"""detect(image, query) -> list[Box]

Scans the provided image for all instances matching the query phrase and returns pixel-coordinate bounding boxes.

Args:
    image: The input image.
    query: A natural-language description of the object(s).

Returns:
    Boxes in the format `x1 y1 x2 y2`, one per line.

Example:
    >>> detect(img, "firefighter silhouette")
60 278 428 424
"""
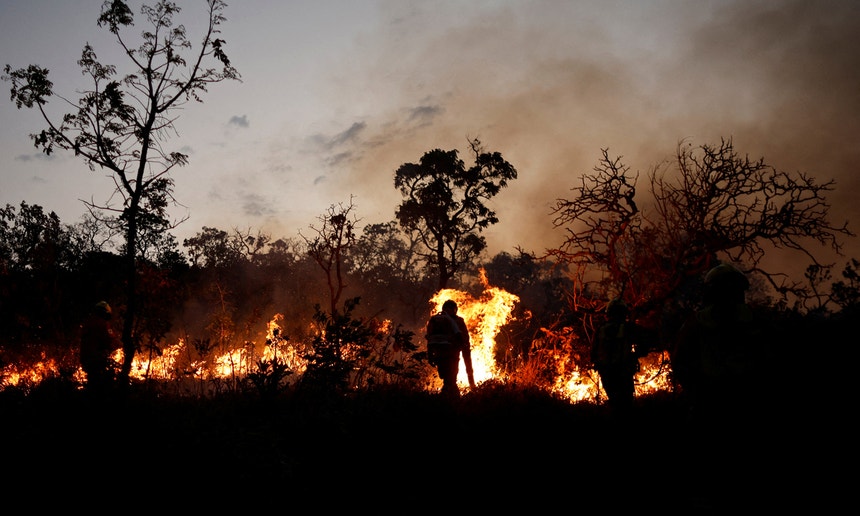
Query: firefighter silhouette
80 301 121 394
672 263 768 425
592 298 645 414
425 299 476 398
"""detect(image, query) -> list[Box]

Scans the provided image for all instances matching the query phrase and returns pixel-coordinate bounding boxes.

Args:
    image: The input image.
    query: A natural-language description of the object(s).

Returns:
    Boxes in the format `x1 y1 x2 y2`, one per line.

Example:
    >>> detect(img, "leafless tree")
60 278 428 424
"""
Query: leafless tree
301 197 360 315
548 138 853 321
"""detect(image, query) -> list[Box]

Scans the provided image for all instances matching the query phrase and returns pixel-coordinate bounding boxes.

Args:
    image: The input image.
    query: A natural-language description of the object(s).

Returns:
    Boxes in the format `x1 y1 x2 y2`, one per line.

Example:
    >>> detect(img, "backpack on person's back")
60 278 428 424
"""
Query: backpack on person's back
425 311 460 365
593 321 639 373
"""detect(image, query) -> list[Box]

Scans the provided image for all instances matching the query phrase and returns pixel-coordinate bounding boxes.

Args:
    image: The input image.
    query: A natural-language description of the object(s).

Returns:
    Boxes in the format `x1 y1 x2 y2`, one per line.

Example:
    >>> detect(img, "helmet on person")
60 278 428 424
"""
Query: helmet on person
94 301 112 316
704 263 749 292
605 298 628 317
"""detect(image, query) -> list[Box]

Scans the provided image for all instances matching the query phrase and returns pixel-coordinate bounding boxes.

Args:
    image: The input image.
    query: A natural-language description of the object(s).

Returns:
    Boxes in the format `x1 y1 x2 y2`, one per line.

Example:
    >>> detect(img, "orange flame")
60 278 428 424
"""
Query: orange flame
429 269 520 389
429 269 673 401
0 358 74 388
1 274 673 401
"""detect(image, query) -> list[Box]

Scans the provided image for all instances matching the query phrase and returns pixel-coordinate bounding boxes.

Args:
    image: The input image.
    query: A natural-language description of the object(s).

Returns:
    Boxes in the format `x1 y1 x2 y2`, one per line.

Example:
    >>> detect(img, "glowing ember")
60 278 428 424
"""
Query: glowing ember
123 342 186 381
119 314 309 384
260 313 307 373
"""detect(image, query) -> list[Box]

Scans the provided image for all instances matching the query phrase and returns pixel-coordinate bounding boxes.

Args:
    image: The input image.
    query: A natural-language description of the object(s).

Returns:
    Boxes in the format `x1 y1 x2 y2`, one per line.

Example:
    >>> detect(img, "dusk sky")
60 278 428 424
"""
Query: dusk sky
2 0 859 276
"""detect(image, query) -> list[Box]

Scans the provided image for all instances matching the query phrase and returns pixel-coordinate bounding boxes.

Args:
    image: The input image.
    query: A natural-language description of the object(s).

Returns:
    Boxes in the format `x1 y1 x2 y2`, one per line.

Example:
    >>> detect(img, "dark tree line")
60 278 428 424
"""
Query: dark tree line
3 2 857 399
2 137 857 396
2 166 856 396
0 197 521 393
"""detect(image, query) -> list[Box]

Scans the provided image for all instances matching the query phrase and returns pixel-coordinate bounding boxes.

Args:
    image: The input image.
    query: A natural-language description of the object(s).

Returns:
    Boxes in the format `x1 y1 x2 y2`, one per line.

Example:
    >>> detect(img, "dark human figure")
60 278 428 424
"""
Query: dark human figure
80 301 120 394
672 263 767 427
425 299 476 399
591 298 643 415
669 265 780 510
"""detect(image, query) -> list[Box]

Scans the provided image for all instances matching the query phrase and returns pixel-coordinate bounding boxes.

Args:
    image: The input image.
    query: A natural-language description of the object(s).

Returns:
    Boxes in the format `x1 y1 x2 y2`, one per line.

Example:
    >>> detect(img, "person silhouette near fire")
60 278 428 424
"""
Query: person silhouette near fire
425 299 476 399
591 298 645 415
669 264 783 511
672 262 768 427
80 300 121 395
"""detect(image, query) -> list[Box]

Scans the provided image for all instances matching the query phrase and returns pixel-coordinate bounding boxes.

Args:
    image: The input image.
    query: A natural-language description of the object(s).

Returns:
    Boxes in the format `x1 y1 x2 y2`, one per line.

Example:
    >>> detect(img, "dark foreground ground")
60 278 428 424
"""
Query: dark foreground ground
0 380 840 512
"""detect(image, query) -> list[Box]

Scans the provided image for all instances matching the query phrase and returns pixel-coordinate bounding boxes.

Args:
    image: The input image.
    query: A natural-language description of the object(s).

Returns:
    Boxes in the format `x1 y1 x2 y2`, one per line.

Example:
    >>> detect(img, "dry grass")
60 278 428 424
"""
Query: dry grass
2 377 831 511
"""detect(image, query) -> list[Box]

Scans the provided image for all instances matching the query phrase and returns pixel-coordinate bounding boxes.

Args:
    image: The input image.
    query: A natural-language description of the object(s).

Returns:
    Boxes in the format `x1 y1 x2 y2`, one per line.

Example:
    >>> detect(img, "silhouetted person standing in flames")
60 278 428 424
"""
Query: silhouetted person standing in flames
80 301 120 395
425 299 476 399
592 298 643 415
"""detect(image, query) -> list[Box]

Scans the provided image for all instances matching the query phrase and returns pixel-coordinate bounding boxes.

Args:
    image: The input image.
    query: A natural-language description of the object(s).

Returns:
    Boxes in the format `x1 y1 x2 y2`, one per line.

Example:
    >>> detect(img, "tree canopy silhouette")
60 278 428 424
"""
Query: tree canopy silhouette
394 138 518 290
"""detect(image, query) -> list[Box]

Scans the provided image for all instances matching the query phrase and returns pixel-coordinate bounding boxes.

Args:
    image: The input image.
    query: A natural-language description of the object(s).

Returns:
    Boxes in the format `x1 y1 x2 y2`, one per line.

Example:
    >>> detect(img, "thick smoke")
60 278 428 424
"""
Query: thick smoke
297 0 860 272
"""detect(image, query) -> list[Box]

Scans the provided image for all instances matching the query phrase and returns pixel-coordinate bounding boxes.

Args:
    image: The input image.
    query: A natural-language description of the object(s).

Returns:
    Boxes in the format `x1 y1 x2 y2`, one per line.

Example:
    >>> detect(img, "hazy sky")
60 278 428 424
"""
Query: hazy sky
2 0 859 274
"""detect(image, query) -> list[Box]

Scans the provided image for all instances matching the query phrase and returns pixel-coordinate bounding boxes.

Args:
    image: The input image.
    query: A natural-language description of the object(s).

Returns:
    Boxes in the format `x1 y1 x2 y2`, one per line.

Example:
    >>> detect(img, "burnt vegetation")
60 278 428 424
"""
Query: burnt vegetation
0 138 851 507
0 1 850 508
0 140 855 406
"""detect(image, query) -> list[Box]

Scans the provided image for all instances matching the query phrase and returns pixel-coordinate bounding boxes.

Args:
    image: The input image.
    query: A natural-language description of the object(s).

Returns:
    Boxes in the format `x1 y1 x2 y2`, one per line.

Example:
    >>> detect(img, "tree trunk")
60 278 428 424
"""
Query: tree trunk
118 200 139 385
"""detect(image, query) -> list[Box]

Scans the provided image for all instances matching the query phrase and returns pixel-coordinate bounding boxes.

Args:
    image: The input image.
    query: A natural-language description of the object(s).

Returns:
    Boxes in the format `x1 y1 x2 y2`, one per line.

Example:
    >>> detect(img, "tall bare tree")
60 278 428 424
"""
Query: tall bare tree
3 0 240 384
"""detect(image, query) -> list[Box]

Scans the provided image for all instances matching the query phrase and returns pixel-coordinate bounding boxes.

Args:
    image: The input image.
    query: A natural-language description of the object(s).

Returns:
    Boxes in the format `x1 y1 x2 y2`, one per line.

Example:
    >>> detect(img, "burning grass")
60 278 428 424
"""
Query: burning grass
1 274 676 405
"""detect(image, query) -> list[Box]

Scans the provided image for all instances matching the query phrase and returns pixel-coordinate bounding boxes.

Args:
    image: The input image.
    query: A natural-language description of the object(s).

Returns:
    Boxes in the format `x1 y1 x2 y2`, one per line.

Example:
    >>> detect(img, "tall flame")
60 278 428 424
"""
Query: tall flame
429 269 520 389
428 269 673 401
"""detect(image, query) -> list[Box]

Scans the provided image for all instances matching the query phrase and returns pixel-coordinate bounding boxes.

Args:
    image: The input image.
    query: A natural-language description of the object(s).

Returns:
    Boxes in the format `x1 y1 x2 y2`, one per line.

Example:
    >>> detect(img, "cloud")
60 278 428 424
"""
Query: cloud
307 121 367 151
297 0 859 267
326 151 354 167
228 115 250 128
240 192 275 217
302 121 369 171
407 104 442 125
407 105 445 127
206 186 226 202
15 153 54 162
329 121 367 147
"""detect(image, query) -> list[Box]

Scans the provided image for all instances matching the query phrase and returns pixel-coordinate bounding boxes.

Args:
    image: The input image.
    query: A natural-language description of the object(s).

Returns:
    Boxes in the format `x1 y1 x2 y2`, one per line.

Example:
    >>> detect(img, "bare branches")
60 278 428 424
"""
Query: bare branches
547 138 853 313
653 138 853 299
300 197 360 315
550 148 639 268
